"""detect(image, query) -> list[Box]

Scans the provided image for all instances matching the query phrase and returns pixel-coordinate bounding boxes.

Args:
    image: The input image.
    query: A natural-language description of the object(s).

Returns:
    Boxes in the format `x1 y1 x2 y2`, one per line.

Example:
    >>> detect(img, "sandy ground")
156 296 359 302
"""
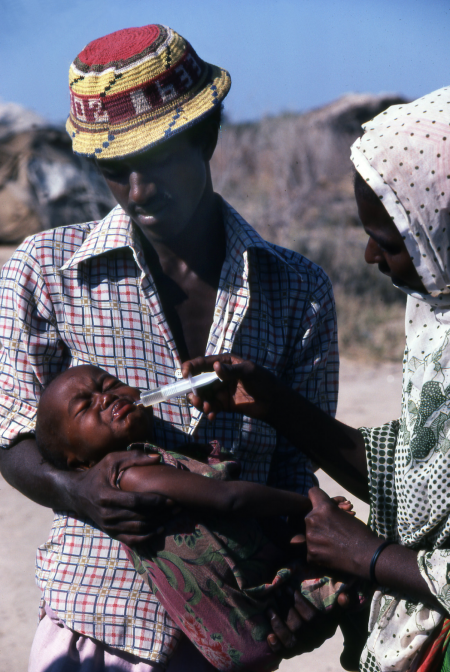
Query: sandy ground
0 350 403 672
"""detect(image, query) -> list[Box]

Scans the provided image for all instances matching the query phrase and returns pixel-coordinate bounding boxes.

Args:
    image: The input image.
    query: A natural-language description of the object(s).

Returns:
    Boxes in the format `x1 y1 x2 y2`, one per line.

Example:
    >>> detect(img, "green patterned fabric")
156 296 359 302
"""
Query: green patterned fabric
441 643 450 672
349 85 450 672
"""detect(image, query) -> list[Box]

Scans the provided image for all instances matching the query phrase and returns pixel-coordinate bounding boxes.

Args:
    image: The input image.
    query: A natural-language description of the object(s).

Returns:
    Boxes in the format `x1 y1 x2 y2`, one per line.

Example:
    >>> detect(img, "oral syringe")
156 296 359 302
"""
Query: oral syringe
135 371 220 407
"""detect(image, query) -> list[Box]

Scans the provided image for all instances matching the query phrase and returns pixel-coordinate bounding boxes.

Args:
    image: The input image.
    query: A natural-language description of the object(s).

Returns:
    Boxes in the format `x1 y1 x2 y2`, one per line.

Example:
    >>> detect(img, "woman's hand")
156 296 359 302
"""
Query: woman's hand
306 488 443 609
181 354 283 421
68 449 179 546
305 487 380 578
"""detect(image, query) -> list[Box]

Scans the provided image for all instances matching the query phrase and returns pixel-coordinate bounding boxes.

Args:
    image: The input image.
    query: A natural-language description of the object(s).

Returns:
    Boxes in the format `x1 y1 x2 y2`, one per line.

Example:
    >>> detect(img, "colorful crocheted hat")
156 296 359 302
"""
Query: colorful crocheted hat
66 24 231 159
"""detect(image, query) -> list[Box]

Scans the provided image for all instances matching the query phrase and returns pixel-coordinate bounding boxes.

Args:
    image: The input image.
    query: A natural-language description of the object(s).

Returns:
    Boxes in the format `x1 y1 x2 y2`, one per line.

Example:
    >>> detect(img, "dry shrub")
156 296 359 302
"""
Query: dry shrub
292 225 406 361
211 94 408 361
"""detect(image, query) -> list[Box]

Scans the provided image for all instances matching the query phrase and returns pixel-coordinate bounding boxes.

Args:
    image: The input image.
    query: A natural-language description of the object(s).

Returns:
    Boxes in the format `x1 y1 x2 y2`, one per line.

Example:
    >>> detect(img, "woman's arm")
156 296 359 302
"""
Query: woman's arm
119 463 312 518
305 488 443 610
182 355 369 501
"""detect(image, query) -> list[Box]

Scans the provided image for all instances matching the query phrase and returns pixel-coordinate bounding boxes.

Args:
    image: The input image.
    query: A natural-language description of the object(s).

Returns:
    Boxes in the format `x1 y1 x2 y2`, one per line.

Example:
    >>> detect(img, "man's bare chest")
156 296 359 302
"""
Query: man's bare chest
155 272 218 361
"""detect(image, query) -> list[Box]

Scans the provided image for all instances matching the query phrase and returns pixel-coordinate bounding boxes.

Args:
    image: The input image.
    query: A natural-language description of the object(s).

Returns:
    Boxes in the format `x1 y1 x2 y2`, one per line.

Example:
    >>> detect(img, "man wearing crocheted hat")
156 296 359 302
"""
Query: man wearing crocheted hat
0 25 339 670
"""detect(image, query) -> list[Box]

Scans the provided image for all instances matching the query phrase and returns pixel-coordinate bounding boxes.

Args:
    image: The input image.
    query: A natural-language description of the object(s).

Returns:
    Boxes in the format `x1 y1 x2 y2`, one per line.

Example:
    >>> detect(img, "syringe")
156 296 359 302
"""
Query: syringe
136 371 220 407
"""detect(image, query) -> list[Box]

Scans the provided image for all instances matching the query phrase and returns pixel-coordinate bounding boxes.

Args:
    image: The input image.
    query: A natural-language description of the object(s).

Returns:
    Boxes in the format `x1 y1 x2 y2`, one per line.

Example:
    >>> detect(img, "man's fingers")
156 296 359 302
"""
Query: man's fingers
116 531 163 546
99 490 173 513
266 633 282 652
337 592 351 608
112 450 161 468
284 605 303 634
267 609 298 649
293 591 318 622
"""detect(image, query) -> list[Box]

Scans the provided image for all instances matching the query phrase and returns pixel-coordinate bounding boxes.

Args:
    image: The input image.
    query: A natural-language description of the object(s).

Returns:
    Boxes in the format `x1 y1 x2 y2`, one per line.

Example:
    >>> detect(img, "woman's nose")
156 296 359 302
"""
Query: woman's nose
365 237 383 265
129 171 157 204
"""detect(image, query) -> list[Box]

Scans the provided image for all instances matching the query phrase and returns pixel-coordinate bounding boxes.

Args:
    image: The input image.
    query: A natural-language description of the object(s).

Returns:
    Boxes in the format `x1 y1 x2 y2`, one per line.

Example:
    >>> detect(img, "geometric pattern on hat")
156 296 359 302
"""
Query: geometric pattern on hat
66 24 231 159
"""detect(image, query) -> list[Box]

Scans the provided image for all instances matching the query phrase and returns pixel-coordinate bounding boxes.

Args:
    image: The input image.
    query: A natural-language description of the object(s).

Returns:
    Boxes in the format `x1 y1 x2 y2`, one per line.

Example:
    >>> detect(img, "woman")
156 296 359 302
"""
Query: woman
184 85 450 672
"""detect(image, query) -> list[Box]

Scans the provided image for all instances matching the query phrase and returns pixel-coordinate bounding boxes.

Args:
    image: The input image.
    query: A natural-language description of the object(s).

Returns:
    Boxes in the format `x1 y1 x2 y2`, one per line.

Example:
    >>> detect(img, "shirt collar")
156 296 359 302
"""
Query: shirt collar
59 200 283 272
221 199 286 271
59 205 141 271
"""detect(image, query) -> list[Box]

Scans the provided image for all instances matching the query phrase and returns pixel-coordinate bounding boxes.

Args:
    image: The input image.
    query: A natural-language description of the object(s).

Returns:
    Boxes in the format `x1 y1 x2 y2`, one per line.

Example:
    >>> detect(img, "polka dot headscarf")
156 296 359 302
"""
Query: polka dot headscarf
351 85 450 306
352 86 450 551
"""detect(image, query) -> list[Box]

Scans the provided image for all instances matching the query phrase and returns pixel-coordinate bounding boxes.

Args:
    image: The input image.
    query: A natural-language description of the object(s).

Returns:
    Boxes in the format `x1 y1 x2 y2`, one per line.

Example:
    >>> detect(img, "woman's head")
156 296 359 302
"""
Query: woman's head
354 171 426 292
351 85 450 303
35 365 153 470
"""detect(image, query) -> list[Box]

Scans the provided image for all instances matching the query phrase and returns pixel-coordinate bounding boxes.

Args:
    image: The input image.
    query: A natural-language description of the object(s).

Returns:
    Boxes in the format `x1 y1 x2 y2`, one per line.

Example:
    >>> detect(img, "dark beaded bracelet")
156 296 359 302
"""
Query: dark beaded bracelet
369 540 395 584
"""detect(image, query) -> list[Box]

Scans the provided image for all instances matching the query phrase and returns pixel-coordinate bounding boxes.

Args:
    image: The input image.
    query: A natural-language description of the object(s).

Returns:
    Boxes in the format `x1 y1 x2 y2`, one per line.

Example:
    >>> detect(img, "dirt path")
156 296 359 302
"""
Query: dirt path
0 354 403 672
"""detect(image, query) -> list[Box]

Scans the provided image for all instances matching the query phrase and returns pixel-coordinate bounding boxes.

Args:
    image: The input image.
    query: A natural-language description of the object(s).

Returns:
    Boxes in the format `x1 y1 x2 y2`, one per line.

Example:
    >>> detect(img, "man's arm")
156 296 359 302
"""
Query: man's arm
0 438 176 545
0 240 174 544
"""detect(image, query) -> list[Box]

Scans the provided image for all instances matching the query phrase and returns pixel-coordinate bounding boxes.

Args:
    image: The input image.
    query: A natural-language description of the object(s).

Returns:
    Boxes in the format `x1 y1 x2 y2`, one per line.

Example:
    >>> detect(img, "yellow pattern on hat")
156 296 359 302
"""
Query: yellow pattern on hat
66 24 231 159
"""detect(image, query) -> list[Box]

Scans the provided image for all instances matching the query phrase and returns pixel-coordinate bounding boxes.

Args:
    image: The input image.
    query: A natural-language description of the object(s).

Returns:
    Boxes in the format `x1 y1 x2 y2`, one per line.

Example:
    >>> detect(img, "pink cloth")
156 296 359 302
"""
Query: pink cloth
29 606 216 672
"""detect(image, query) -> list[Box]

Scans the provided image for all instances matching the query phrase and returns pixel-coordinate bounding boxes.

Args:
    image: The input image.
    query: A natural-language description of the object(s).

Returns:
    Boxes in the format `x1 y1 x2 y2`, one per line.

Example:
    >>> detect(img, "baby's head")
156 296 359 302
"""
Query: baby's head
35 365 153 470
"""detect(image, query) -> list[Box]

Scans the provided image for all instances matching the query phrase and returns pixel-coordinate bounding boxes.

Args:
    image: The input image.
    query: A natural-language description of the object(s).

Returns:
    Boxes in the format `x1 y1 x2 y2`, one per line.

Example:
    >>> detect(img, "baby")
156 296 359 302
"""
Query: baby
35 365 362 672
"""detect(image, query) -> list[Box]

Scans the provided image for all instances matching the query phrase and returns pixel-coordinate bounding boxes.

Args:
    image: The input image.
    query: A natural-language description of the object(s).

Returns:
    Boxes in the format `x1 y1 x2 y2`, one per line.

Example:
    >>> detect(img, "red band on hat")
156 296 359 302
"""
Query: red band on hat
70 48 205 125
78 25 161 66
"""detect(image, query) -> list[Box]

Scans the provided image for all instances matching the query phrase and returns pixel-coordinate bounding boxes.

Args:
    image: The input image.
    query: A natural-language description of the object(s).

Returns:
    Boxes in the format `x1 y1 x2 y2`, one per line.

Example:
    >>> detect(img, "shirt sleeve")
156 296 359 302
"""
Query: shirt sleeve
268 271 339 492
360 420 400 539
0 237 69 448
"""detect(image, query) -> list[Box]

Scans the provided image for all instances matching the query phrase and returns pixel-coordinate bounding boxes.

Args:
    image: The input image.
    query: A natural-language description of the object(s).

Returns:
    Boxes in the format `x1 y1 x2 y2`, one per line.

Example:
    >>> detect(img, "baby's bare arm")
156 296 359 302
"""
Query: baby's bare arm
119 464 312 518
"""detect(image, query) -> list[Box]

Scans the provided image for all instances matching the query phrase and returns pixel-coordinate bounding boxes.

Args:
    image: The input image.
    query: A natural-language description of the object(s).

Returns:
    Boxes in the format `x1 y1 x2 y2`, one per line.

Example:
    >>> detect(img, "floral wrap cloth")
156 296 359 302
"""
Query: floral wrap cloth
122 442 350 671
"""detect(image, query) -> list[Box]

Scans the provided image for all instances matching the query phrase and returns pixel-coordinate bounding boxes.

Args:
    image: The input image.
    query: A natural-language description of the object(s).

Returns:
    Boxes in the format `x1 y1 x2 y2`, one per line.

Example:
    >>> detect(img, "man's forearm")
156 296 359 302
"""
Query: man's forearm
0 438 76 510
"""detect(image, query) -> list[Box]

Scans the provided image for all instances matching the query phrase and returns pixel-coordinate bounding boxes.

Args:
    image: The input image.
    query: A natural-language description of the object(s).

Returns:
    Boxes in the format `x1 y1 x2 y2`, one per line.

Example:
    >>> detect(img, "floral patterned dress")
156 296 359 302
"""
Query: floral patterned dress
121 442 350 671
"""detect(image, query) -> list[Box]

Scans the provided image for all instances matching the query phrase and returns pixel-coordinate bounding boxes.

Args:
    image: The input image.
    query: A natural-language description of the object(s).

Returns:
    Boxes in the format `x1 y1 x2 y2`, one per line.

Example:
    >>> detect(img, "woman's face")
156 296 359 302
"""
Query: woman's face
356 190 427 293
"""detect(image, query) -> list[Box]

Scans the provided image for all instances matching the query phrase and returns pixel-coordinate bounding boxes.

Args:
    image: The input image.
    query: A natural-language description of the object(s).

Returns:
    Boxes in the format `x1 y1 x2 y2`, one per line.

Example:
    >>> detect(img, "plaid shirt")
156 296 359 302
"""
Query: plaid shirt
0 201 338 662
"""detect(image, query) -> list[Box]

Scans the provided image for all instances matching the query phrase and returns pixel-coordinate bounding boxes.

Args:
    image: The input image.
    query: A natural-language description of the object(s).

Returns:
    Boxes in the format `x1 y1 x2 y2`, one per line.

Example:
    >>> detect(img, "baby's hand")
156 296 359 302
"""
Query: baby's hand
332 496 355 515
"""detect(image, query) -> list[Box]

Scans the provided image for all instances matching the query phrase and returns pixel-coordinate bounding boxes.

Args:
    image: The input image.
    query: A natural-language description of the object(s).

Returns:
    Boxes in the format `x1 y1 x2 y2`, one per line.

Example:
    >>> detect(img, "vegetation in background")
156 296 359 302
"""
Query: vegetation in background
211 93 408 361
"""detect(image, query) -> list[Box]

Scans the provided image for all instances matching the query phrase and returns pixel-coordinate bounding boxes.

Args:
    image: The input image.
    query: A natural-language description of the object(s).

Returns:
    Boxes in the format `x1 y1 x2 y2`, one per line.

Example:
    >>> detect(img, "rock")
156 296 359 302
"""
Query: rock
0 102 115 244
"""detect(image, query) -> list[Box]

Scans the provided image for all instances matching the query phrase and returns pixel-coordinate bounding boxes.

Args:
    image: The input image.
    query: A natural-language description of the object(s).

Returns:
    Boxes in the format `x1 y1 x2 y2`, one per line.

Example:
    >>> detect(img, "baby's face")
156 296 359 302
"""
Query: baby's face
44 365 152 468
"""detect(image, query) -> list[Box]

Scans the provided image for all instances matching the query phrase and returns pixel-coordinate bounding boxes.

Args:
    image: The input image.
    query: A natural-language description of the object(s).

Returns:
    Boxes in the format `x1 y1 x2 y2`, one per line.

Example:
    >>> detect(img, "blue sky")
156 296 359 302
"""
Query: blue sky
1 0 449 125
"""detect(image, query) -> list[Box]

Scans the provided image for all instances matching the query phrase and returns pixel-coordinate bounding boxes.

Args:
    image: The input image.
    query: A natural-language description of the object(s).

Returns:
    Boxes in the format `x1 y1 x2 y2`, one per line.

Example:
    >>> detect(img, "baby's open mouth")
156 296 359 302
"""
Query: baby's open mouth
110 398 135 420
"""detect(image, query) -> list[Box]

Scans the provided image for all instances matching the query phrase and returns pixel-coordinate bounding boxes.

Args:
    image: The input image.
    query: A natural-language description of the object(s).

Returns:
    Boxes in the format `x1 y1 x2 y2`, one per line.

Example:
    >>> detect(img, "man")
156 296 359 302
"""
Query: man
0 24 338 670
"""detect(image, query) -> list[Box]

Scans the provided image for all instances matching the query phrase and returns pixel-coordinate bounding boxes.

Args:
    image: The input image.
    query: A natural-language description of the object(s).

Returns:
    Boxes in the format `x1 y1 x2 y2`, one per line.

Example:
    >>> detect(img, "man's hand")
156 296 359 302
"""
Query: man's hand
182 354 282 421
67 449 178 546
267 590 339 657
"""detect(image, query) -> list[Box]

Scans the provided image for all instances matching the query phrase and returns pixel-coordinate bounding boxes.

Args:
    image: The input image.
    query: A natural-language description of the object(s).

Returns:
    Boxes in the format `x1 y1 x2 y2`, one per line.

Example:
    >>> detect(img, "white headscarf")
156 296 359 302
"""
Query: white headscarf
351 85 450 307
350 86 450 548
350 87 450 672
